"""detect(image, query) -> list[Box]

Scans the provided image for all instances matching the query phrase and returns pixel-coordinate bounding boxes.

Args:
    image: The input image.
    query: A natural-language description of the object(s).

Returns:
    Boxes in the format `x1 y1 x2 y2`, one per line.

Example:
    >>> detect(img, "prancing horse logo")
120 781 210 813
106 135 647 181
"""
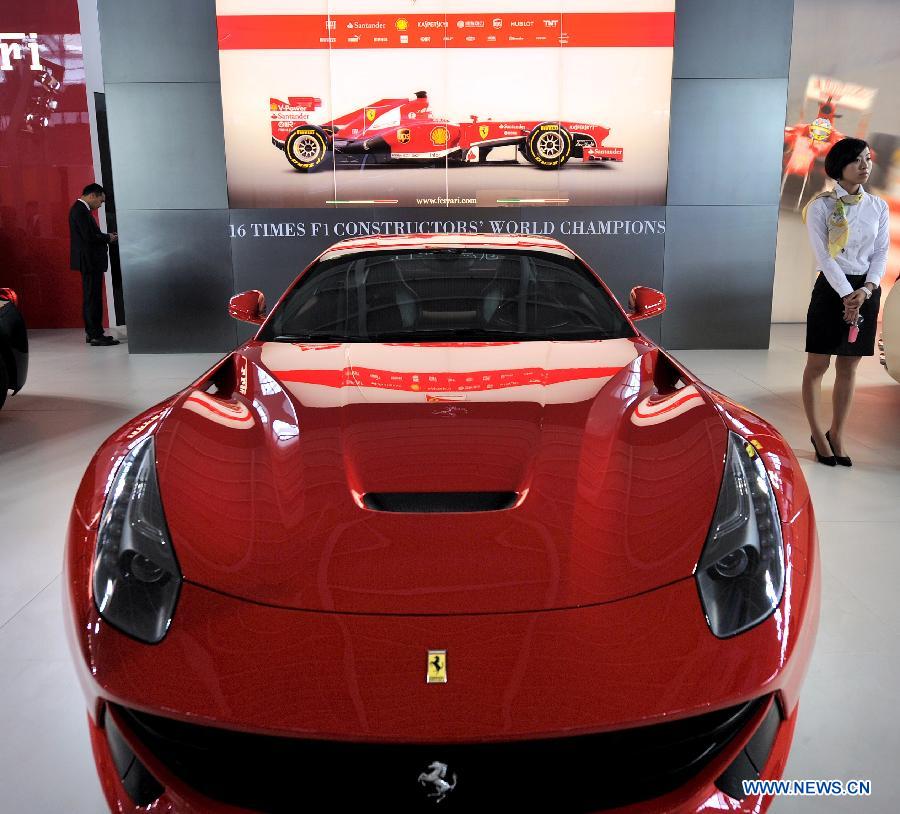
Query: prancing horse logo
418 761 457 802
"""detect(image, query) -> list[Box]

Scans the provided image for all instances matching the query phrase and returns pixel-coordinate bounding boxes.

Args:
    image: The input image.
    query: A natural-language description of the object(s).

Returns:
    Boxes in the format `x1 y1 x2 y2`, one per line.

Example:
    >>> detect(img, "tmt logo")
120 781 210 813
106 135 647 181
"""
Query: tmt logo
0 33 42 71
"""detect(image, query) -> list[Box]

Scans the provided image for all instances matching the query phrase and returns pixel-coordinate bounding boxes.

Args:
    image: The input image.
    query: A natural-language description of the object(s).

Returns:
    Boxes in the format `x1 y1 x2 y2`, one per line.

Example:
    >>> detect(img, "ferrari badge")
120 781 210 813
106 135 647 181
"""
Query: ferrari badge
479 124 490 140
418 761 457 801
365 108 377 123
426 650 447 683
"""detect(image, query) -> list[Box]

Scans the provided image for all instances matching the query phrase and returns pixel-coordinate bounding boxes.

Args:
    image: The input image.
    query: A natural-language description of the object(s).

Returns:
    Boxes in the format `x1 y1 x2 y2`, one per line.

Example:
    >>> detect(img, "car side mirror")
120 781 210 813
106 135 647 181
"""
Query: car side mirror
628 286 666 321
229 290 266 325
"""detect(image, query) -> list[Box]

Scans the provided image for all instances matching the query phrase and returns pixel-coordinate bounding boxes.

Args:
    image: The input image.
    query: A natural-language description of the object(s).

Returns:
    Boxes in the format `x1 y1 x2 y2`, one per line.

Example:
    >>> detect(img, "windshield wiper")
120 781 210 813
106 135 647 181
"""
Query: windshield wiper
271 329 624 343
367 328 526 341
271 333 349 342
522 331 624 341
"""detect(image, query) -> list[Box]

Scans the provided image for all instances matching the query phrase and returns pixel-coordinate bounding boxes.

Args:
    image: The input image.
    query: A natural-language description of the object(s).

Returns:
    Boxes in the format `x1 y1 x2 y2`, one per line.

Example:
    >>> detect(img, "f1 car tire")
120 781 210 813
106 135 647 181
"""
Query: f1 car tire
284 124 329 173
525 122 573 169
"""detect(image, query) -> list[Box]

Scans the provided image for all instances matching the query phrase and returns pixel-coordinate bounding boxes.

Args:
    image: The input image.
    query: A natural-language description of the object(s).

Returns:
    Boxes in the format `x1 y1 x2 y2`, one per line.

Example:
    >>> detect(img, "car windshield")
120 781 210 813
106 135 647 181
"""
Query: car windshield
259 249 636 342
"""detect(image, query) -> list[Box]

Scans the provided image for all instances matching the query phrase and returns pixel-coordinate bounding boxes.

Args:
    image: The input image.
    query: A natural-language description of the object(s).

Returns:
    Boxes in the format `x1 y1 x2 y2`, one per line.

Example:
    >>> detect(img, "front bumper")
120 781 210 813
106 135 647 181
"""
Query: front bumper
89 693 797 813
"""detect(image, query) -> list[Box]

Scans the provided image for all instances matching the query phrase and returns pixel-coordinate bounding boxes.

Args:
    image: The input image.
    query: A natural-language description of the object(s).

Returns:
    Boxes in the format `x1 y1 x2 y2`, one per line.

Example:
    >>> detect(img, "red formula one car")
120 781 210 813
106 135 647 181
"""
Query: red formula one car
271 91 624 171
781 97 846 209
66 234 818 812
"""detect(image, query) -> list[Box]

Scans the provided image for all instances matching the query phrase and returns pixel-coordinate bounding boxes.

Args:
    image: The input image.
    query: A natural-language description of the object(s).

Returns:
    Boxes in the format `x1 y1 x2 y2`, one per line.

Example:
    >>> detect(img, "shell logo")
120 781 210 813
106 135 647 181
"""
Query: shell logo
430 126 449 146
396 18 409 31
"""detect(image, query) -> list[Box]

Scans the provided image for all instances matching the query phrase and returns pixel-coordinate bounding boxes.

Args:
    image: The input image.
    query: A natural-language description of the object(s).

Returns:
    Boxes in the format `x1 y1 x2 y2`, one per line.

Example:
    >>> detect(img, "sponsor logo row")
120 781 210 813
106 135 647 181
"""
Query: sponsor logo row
328 17 562 32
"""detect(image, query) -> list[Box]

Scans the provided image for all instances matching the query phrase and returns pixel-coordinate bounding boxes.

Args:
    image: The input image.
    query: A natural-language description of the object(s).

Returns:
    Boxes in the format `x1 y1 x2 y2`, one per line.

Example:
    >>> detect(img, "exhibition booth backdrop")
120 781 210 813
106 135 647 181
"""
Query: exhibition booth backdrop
216 3 673 208
3 0 795 351
0 0 98 329
772 0 900 323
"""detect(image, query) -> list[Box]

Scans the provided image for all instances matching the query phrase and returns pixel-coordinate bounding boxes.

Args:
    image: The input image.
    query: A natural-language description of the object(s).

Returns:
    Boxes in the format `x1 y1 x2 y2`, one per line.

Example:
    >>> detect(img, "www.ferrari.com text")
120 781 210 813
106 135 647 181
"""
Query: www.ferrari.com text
416 196 478 205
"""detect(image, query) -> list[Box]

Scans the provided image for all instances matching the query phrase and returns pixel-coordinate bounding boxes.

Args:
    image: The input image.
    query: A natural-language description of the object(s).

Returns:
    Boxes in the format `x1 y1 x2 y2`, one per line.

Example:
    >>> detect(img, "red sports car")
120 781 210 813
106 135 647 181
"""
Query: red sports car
270 91 624 171
65 234 819 812
0 287 28 410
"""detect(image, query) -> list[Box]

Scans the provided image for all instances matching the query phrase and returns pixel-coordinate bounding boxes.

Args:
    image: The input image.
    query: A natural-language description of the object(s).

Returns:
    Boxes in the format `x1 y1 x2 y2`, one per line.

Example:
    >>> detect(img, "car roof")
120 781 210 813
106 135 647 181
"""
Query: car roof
317 233 577 262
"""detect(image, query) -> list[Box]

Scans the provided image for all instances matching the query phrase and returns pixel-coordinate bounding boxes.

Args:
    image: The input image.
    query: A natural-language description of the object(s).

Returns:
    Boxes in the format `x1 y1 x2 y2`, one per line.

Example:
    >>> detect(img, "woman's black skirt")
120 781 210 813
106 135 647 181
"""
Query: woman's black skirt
805 272 881 356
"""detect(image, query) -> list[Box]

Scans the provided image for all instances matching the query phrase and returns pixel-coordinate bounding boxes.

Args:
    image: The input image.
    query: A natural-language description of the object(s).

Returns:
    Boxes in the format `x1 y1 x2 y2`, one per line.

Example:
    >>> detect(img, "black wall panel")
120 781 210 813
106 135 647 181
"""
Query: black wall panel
98 0 220 84
105 83 228 212
116 210 236 352
661 205 779 349
667 79 788 207
665 0 793 349
673 0 794 79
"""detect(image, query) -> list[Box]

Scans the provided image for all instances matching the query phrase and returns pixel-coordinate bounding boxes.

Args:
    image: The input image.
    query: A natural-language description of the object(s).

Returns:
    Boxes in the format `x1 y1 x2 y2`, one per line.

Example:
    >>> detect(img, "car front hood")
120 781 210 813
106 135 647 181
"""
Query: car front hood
154 339 727 614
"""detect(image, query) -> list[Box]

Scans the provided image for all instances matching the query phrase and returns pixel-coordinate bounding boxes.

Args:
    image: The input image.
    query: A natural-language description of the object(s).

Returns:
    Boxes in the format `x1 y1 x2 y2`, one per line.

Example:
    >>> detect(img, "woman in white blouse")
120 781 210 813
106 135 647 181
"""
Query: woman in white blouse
802 138 888 467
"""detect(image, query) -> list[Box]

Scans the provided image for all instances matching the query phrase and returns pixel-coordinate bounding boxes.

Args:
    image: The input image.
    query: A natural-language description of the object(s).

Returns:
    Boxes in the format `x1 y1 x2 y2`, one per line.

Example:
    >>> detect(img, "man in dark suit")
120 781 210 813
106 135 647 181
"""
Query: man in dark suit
69 182 119 346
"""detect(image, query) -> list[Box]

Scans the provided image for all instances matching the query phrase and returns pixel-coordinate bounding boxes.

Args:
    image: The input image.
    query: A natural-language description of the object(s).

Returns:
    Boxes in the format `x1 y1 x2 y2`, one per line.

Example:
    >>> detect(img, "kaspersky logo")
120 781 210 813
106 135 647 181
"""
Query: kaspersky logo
0 33 42 71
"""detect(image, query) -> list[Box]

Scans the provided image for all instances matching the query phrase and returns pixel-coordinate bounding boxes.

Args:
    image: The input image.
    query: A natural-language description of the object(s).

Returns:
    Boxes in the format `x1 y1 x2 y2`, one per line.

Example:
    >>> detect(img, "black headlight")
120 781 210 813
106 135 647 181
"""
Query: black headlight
92 436 181 644
696 432 785 638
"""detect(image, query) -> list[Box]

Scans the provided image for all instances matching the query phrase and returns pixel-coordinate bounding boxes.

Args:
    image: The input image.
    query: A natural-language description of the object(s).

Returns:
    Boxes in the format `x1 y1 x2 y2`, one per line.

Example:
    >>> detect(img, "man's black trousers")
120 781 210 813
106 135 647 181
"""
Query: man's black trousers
81 270 104 339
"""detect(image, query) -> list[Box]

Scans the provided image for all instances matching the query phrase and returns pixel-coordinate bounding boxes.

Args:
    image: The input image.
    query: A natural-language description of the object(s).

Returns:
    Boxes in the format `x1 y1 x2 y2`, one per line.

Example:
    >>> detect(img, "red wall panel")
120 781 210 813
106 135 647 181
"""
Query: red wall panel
0 1 99 328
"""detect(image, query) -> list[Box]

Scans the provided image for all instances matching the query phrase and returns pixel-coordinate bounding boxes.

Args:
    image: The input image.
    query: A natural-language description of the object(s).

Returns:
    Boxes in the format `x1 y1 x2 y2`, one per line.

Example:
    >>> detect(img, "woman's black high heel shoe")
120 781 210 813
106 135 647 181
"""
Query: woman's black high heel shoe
811 435 837 466
825 430 852 467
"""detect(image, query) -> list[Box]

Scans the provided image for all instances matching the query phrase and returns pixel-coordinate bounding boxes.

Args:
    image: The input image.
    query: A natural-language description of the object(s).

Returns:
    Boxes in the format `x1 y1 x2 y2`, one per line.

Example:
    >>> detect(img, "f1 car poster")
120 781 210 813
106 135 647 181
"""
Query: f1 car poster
215 0 674 209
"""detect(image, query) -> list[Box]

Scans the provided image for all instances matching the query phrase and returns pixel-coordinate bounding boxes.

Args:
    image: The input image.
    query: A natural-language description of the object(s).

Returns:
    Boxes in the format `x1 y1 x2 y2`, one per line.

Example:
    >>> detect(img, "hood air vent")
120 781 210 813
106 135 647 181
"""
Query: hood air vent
362 491 518 513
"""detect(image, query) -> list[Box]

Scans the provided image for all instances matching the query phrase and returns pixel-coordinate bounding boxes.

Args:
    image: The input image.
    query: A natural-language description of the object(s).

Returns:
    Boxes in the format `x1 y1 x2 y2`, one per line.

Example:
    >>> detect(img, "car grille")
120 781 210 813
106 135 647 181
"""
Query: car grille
113 697 767 812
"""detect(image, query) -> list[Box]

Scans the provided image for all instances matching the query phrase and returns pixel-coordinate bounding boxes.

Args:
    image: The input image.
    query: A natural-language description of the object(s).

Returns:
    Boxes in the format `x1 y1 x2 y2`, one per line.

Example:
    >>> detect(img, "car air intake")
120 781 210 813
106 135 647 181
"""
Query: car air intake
104 711 164 806
362 491 518 512
111 696 769 812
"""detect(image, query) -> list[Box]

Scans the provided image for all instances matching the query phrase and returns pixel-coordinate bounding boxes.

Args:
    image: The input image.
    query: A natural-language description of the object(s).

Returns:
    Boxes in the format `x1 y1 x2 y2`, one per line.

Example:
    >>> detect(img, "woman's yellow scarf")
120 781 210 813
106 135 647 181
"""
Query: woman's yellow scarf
802 188 864 257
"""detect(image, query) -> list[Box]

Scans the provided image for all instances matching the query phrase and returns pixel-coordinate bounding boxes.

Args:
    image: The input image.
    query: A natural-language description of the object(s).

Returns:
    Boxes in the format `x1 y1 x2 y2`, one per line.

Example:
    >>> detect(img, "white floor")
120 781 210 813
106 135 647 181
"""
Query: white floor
0 326 897 813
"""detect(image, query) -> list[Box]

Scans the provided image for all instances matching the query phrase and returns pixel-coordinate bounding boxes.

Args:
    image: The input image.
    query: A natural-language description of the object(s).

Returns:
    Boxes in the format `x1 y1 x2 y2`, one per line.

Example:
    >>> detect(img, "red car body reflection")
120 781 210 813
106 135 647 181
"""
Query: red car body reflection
65 235 819 813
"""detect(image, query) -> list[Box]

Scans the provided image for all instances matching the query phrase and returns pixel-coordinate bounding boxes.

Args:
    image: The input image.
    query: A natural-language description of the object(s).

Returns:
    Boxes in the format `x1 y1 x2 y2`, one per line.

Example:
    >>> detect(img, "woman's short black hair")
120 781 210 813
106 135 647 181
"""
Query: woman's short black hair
824 137 869 181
